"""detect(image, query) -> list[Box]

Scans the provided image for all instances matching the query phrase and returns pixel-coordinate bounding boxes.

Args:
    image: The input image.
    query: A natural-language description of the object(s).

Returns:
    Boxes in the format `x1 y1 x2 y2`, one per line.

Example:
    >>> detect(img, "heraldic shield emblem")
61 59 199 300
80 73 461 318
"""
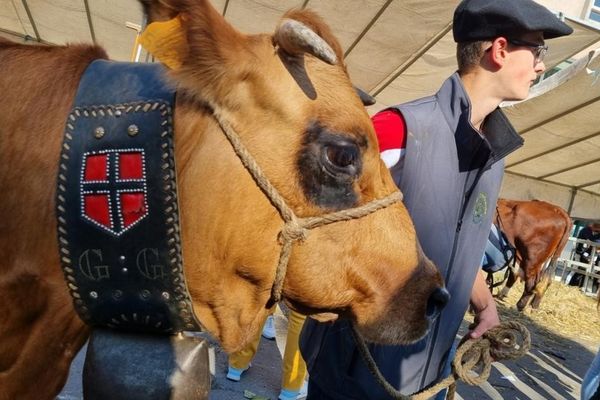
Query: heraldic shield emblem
81 149 148 236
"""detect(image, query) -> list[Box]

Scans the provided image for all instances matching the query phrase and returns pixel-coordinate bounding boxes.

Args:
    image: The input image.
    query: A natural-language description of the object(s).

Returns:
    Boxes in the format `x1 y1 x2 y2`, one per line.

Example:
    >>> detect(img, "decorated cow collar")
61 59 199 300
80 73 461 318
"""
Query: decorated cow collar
56 60 200 333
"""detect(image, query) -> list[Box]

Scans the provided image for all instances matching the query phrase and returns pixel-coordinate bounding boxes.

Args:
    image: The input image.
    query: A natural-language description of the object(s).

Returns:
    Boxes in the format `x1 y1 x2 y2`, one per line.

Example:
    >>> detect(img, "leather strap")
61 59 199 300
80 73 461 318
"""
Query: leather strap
56 60 200 333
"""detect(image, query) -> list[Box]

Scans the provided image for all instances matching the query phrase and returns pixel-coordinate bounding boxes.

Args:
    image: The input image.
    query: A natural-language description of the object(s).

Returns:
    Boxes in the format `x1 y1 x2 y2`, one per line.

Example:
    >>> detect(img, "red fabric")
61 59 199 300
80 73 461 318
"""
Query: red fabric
84 194 111 228
84 154 108 181
371 110 407 152
119 152 143 180
120 192 146 227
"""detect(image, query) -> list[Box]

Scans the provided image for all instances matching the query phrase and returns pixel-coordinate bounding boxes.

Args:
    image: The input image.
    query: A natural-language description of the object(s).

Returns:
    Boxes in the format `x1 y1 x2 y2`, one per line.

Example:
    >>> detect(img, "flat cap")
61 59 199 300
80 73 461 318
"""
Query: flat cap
453 0 573 42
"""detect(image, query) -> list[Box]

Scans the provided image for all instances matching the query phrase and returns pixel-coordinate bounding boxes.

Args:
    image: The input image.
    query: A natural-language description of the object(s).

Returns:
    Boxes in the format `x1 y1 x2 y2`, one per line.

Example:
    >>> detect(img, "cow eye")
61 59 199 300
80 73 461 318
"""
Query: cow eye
324 144 359 175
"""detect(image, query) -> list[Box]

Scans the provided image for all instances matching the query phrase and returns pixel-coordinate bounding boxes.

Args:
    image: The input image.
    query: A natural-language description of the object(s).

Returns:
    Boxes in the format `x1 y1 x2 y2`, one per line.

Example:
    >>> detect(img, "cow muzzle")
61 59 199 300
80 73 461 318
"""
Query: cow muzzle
426 287 450 320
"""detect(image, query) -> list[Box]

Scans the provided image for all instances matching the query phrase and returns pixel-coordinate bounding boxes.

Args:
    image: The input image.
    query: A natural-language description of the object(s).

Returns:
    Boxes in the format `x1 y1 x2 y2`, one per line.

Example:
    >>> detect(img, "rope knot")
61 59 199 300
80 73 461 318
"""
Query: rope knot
451 321 531 389
486 321 530 361
279 219 308 244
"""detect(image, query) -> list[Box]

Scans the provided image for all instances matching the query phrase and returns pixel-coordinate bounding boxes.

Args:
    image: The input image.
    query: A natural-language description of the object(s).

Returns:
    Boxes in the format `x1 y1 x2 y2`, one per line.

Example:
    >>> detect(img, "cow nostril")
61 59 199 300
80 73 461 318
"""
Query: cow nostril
426 287 450 319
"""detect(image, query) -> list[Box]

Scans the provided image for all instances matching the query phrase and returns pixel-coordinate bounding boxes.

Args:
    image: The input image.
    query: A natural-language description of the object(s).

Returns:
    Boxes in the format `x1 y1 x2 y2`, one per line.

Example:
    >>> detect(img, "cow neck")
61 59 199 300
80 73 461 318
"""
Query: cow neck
206 104 403 305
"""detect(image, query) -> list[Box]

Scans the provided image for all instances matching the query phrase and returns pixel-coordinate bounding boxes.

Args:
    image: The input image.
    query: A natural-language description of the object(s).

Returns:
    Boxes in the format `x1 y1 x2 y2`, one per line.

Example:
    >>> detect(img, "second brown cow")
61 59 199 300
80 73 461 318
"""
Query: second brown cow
496 198 572 311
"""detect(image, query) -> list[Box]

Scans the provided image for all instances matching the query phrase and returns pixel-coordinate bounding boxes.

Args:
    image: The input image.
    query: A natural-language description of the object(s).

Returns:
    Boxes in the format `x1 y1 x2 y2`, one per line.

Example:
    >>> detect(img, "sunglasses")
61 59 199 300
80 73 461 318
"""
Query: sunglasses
507 38 548 64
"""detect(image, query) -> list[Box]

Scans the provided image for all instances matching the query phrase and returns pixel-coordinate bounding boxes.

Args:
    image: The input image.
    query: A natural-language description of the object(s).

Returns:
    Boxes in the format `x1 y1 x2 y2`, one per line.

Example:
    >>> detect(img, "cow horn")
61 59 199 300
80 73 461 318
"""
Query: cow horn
274 19 337 65
354 86 376 106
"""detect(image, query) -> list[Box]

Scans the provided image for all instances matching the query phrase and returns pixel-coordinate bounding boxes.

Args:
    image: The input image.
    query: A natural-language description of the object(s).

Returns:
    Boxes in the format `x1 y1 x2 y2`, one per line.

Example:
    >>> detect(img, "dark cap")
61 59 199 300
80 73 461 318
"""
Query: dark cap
453 0 573 42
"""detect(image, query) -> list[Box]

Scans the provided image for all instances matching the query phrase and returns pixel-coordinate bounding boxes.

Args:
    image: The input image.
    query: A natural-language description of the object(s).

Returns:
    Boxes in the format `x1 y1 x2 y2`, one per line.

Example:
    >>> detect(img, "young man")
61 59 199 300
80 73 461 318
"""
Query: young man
300 0 572 398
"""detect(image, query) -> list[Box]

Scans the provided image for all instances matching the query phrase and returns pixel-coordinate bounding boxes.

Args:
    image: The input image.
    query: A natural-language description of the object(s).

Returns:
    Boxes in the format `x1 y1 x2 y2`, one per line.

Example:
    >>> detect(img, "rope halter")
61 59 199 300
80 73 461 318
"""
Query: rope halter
209 106 402 304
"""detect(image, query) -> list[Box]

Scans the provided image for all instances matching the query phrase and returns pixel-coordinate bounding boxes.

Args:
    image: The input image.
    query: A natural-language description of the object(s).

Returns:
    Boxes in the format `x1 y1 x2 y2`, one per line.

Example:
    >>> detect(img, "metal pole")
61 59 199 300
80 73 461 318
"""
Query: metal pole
82 0 97 43
20 0 41 41
568 188 577 215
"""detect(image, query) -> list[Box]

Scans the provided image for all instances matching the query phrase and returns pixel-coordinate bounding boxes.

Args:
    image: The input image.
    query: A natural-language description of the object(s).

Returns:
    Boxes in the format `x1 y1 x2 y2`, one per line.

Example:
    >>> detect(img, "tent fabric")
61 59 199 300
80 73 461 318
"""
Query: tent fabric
501 50 600 218
1 0 600 218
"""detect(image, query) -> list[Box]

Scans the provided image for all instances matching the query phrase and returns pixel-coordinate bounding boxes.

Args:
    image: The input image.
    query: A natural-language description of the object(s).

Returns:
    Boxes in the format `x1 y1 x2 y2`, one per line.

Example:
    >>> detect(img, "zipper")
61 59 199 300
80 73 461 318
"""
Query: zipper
419 147 488 389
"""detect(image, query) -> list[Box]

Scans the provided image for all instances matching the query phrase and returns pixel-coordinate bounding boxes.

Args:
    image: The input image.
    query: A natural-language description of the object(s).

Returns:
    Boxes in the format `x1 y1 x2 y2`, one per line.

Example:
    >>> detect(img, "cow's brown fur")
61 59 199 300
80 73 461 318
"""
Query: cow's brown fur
496 199 572 311
0 1 444 398
0 41 107 399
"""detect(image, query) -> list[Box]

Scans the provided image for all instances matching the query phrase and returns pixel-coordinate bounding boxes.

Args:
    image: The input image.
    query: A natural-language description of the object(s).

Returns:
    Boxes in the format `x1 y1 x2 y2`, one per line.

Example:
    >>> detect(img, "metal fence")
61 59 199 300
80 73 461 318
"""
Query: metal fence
555 237 600 296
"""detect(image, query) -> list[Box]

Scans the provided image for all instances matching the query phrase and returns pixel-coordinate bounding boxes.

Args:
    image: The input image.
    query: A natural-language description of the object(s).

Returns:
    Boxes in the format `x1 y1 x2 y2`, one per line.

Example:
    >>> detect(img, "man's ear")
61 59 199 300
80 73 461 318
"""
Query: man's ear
489 37 509 68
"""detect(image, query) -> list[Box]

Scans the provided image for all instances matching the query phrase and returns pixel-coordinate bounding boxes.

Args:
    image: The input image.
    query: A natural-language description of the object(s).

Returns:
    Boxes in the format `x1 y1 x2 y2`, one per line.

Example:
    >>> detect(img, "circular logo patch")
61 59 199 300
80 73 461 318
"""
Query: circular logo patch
473 192 488 224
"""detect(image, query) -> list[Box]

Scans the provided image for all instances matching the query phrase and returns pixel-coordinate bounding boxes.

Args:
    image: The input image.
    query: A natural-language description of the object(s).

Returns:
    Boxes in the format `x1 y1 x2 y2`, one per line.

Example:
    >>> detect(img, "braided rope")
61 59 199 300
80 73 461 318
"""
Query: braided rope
271 191 402 302
350 320 531 400
210 106 402 303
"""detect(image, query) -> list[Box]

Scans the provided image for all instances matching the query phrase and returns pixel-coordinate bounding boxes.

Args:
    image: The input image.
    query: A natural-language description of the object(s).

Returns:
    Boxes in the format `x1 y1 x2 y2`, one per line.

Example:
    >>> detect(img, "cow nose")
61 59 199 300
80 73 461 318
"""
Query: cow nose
426 287 450 319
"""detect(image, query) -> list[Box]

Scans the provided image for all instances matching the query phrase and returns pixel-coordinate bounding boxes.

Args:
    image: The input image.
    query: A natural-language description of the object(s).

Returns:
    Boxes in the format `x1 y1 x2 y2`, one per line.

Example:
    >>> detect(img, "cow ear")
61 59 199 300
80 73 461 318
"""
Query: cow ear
141 0 255 108
139 15 188 70
139 0 180 23
139 0 246 73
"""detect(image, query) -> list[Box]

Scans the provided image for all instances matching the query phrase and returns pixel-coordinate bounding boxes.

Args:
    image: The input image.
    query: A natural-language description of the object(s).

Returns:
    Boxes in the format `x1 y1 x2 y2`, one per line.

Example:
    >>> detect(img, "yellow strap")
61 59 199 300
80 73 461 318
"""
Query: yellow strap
139 15 187 70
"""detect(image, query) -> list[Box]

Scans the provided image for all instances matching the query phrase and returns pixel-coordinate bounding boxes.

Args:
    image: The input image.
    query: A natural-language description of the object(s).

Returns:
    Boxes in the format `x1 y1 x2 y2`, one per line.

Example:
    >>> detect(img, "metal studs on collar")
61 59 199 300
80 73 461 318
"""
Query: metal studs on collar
127 124 139 137
94 127 105 139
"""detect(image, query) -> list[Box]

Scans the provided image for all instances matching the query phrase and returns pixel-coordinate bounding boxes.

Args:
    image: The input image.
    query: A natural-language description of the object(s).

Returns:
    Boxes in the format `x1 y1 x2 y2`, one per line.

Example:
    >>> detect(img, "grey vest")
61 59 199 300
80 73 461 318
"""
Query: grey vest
300 73 523 399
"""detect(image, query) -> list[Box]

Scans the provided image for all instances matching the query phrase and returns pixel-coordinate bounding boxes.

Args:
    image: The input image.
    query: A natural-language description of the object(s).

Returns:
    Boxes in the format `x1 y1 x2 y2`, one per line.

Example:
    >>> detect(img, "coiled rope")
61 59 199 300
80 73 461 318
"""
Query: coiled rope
350 320 531 400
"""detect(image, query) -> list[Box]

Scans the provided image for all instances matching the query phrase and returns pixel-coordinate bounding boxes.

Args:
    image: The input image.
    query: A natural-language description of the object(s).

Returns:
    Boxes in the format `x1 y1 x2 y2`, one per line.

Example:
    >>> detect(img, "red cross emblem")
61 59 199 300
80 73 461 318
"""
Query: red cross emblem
80 149 148 236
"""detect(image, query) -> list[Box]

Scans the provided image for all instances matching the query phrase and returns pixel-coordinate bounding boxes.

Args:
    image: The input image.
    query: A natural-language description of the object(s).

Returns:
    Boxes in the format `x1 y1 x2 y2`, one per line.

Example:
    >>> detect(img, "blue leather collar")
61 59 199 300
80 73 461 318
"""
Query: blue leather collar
57 60 200 333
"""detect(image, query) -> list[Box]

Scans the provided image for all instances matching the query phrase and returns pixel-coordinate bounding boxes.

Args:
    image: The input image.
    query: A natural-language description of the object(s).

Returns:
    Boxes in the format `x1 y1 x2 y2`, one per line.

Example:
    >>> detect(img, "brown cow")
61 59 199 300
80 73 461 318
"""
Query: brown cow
496 199 572 311
0 1 446 398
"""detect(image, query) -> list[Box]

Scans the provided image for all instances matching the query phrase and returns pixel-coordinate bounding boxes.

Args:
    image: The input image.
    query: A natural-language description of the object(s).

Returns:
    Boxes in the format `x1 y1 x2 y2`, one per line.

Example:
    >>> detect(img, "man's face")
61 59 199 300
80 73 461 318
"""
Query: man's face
502 31 546 101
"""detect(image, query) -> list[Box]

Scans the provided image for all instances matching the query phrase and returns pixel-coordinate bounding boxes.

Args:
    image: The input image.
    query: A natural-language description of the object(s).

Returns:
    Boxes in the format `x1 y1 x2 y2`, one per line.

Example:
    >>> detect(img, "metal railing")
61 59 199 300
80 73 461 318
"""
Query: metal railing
555 237 600 296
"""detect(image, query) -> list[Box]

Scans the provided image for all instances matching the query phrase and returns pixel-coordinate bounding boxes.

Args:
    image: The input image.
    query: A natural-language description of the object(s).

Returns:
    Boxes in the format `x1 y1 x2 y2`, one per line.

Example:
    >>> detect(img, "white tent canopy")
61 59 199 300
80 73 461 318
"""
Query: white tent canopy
501 50 600 219
1 0 600 219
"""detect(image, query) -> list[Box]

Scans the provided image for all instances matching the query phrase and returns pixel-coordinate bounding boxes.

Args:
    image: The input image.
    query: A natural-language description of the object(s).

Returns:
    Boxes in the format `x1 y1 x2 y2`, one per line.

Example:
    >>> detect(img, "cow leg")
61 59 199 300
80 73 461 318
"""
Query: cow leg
530 290 544 309
498 268 517 300
530 269 552 309
0 269 89 400
516 275 538 312
486 272 494 292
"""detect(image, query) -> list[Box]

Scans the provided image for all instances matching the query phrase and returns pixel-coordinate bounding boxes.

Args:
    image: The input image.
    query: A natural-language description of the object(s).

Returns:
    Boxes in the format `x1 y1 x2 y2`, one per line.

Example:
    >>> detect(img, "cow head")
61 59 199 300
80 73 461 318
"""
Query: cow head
139 0 447 352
